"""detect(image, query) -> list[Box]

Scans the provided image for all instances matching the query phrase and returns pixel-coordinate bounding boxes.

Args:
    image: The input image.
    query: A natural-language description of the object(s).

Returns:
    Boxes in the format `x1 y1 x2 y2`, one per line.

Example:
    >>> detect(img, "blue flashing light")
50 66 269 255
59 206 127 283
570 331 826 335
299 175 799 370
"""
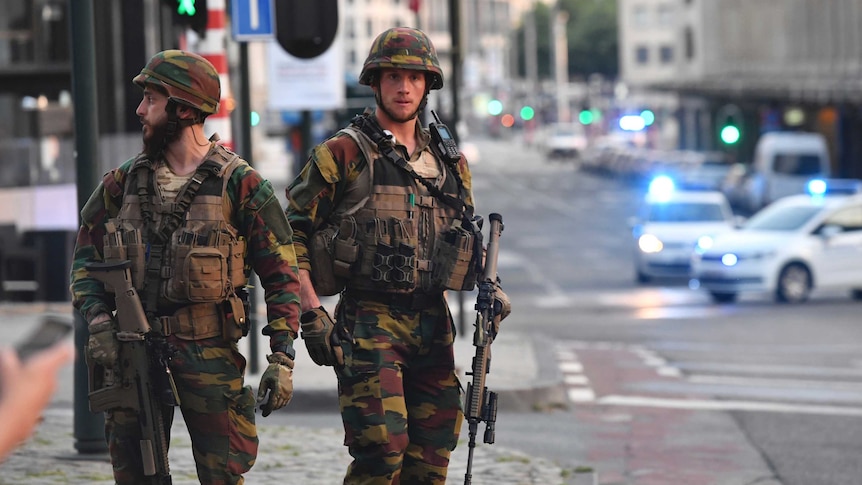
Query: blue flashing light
648 175 675 200
619 115 646 132
807 179 827 196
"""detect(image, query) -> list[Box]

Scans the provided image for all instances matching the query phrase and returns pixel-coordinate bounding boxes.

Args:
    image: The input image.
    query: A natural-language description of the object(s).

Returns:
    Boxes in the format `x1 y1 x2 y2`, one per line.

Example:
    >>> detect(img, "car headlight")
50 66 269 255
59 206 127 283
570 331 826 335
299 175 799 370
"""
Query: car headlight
638 234 663 253
696 235 714 252
721 253 738 266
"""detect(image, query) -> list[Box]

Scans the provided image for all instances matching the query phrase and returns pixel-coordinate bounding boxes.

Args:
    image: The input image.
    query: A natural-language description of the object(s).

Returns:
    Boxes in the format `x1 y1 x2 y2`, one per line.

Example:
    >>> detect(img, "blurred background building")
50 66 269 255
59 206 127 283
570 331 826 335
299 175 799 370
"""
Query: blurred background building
2 0 862 301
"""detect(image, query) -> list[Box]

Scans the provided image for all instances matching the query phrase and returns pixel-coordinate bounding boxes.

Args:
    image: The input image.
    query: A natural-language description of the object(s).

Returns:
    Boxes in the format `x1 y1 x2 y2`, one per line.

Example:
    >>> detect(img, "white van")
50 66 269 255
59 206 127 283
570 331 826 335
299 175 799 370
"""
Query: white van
743 132 830 212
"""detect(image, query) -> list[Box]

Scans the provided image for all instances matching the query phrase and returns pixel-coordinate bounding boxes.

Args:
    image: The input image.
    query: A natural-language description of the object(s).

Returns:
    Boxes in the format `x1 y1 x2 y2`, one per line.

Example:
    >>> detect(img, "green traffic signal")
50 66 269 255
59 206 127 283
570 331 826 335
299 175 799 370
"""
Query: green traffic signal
178 0 197 15
520 106 535 121
720 124 741 145
579 109 594 125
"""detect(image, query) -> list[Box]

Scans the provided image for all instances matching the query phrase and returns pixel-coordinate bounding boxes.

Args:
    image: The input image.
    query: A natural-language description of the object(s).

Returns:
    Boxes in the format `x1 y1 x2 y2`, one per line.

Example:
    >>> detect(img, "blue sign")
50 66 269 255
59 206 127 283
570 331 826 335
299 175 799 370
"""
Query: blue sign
231 0 274 41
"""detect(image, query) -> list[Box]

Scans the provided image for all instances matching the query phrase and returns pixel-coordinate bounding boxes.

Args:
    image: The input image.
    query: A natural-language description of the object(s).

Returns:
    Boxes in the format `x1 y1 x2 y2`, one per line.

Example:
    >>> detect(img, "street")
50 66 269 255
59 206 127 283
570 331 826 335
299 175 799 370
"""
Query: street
464 135 862 485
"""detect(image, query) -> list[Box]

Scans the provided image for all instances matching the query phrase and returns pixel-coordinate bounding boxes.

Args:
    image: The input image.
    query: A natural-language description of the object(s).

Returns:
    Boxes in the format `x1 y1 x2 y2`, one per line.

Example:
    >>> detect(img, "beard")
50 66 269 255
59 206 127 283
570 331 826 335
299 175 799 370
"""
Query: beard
377 92 424 124
141 118 180 159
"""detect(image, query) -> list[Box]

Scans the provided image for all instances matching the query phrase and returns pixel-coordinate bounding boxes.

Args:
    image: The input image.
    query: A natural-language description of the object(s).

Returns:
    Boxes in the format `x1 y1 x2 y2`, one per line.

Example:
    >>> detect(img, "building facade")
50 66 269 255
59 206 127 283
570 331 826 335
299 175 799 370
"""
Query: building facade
618 0 862 178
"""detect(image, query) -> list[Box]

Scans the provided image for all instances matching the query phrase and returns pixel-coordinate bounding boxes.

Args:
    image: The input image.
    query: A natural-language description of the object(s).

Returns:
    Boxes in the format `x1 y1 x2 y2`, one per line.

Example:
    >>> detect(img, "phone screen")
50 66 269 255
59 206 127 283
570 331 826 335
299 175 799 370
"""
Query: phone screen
15 316 73 361
437 125 451 139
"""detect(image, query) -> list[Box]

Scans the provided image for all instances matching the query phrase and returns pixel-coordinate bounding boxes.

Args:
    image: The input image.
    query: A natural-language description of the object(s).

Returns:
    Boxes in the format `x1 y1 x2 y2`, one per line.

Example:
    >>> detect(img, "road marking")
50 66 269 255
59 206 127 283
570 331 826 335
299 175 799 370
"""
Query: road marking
687 374 862 392
556 344 596 403
598 395 862 416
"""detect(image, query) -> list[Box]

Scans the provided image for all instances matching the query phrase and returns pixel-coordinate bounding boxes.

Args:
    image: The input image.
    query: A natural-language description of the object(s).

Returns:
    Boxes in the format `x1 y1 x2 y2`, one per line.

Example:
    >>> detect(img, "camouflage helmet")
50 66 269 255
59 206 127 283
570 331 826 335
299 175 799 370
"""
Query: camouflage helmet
133 50 220 115
359 27 443 90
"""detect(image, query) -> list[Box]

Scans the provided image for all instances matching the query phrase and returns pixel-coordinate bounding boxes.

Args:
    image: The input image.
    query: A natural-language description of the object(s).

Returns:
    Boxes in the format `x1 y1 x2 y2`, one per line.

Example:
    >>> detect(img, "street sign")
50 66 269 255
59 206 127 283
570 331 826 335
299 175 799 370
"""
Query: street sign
231 0 274 41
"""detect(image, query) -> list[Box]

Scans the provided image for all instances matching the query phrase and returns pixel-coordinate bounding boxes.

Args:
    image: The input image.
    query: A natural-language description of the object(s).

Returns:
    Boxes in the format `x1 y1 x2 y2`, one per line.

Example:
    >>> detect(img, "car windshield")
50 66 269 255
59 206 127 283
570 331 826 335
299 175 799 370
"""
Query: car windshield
647 202 726 222
744 204 822 231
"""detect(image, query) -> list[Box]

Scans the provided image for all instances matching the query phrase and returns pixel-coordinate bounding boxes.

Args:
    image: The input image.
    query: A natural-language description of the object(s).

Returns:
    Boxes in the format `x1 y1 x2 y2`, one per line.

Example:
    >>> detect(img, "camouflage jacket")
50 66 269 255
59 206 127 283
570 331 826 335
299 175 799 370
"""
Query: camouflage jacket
286 112 474 272
70 141 301 350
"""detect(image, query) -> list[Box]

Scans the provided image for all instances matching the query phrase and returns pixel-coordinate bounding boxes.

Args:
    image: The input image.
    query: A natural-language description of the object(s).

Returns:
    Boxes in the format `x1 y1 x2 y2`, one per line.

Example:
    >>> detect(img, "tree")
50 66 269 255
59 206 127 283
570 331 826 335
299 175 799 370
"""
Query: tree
515 0 618 81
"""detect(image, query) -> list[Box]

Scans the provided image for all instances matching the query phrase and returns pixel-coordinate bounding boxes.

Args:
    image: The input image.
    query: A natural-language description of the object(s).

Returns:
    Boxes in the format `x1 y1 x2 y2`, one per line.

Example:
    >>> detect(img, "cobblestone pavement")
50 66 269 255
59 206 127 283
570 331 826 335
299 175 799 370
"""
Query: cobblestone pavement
0 408 576 485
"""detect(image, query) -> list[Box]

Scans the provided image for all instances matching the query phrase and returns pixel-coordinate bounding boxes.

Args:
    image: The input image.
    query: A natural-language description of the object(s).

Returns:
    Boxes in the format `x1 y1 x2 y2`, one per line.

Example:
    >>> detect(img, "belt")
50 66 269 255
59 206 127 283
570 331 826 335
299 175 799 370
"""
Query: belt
347 289 444 311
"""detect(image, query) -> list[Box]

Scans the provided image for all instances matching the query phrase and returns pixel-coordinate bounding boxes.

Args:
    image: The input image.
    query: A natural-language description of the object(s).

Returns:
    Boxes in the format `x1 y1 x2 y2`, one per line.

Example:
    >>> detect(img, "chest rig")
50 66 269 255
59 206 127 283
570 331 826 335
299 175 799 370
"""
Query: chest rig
101 145 248 340
310 116 479 296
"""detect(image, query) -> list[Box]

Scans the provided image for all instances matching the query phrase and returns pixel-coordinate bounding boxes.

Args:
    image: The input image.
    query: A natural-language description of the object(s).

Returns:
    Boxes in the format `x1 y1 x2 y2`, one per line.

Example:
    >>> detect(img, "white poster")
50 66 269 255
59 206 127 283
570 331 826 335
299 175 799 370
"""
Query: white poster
267 36 345 111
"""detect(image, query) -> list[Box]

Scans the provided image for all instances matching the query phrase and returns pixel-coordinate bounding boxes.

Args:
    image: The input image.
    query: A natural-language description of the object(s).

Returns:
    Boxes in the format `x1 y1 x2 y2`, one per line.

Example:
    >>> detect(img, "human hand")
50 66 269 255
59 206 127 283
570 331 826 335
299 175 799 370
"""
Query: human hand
493 282 511 334
300 307 344 367
0 342 74 459
86 316 118 368
256 352 294 417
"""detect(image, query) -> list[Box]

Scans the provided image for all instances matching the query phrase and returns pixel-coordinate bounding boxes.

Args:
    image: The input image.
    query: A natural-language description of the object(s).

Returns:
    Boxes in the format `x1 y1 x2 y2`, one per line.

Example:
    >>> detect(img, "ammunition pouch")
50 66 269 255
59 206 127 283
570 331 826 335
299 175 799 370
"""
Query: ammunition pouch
429 224 478 291
309 224 346 296
163 234 246 304
102 224 146 289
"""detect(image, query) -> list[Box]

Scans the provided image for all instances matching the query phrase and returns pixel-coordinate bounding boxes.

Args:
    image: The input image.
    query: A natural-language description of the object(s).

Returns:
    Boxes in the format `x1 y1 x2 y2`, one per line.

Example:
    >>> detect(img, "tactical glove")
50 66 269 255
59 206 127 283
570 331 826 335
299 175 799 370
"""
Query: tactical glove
85 317 118 368
492 283 511 335
257 352 294 417
300 307 344 367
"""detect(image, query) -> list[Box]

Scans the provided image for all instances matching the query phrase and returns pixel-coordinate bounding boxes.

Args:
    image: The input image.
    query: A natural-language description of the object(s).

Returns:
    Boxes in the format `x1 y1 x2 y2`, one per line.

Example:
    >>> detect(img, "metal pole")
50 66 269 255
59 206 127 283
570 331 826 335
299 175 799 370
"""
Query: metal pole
69 0 107 454
236 42 260 374
448 0 468 337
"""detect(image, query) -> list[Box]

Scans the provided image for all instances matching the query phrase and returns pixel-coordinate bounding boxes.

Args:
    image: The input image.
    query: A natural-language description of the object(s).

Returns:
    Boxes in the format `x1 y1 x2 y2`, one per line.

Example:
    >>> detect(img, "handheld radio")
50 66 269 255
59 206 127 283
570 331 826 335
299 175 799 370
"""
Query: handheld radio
429 110 461 164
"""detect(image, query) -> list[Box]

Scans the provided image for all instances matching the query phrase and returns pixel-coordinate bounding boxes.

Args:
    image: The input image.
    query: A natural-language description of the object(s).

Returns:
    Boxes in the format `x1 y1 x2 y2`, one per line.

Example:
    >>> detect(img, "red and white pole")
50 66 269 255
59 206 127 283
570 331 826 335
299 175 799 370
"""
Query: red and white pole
194 0 233 150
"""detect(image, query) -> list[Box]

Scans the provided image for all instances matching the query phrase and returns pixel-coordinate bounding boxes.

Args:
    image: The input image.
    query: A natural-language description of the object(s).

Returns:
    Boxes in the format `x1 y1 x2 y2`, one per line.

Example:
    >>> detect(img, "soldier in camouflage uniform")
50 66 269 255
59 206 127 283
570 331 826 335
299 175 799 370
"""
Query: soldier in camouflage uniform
286 27 508 484
70 50 300 484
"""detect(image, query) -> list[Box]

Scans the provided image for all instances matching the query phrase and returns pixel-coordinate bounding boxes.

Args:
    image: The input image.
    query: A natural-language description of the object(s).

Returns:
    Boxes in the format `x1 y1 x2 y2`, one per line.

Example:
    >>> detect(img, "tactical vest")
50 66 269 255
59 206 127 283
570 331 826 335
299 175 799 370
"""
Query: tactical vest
311 126 476 295
101 145 247 340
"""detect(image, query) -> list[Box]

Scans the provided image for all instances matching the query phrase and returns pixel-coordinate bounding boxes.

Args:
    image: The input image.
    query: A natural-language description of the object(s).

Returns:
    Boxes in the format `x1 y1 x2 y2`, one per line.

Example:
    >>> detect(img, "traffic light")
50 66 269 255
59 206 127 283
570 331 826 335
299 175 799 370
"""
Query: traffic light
519 105 535 121
579 109 594 125
487 99 503 116
717 104 743 146
166 0 208 36
275 0 339 59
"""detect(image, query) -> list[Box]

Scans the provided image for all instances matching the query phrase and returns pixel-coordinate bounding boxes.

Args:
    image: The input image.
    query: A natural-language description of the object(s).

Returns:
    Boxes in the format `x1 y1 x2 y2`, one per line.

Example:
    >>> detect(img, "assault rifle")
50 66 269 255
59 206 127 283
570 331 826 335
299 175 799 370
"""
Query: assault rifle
85 260 179 485
464 213 504 485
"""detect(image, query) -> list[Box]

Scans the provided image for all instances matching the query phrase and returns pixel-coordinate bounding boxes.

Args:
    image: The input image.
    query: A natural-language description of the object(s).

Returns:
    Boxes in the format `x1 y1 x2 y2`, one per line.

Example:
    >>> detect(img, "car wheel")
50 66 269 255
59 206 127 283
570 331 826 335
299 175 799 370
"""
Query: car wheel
776 263 811 303
710 291 737 303
851 289 862 300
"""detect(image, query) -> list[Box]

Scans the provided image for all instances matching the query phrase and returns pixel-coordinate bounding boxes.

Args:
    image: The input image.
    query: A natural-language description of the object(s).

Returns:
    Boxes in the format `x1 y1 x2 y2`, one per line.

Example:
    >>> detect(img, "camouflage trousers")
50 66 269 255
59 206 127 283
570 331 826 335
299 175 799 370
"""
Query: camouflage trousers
335 294 464 485
105 336 258 484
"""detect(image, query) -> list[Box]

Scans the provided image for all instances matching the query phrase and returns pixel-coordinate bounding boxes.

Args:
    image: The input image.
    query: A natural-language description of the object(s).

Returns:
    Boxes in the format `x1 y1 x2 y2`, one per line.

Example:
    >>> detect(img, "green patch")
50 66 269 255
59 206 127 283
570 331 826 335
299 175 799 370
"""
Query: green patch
494 454 529 464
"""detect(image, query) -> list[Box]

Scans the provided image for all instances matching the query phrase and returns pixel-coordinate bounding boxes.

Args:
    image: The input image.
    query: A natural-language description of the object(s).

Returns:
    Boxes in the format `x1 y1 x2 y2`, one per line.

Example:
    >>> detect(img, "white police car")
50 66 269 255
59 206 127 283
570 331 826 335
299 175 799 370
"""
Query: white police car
632 176 738 283
691 180 862 303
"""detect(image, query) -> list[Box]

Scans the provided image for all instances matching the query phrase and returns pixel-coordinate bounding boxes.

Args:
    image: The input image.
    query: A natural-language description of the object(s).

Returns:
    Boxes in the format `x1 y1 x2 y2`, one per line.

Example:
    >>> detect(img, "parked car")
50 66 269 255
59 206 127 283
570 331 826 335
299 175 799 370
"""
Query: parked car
543 123 588 161
677 151 733 191
691 189 862 303
631 177 738 283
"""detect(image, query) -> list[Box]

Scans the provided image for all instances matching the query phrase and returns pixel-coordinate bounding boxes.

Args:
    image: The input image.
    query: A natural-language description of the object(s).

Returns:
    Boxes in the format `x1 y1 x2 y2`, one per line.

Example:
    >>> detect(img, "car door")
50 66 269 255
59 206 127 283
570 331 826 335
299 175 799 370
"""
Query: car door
813 203 862 287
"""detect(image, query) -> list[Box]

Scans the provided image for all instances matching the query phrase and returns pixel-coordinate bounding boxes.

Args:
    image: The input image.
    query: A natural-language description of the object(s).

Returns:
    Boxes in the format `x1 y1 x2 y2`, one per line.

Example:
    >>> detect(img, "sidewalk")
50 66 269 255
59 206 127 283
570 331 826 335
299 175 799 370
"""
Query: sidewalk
0 302 576 484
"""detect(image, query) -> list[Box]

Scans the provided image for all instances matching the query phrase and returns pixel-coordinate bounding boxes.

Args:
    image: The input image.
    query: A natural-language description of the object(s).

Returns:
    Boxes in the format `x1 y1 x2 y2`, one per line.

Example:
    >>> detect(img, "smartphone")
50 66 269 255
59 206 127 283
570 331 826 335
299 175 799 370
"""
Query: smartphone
14 315 74 361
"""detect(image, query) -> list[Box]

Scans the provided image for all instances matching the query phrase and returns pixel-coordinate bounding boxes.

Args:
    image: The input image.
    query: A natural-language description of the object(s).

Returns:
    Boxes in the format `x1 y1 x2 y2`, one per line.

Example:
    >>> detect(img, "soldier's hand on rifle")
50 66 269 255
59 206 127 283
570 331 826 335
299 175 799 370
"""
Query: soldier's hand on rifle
300 307 344 367
257 352 294 417
85 313 119 368
492 281 511 335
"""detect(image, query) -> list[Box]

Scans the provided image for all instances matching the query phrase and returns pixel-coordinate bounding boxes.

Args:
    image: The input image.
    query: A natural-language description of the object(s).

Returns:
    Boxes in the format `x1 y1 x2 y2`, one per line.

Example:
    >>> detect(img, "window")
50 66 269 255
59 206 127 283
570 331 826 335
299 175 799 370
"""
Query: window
823 205 862 232
684 27 695 60
633 5 649 27
635 46 649 64
660 45 674 63
772 154 824 176
657 4 674 26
